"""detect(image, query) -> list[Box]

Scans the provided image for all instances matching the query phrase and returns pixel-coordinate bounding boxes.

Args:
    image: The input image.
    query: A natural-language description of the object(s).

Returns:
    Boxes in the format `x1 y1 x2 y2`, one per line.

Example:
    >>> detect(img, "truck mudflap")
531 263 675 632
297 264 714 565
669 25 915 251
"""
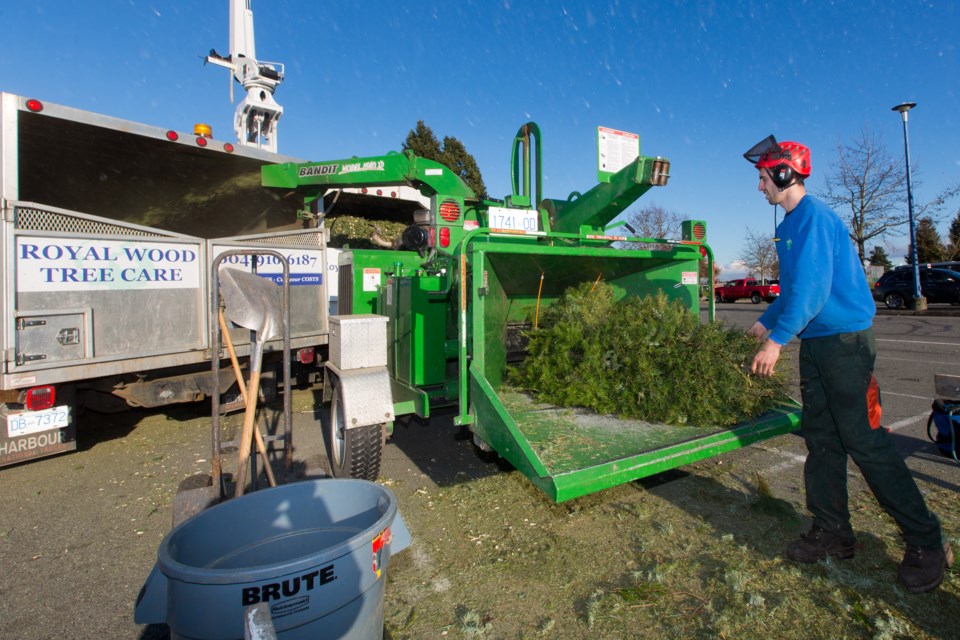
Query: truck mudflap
468 362 802 503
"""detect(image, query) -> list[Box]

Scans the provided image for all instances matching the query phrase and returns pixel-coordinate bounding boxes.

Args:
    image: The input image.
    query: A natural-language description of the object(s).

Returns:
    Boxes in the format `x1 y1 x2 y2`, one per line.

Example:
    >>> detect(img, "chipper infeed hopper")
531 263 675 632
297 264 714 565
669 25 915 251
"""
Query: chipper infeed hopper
261 123 801 502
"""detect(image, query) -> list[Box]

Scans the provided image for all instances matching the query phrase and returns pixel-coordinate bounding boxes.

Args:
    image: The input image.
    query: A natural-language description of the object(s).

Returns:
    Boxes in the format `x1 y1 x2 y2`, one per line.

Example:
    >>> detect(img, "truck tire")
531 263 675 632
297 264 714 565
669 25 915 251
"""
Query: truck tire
327 382 383 480
715 293 724 303
750 292 762 304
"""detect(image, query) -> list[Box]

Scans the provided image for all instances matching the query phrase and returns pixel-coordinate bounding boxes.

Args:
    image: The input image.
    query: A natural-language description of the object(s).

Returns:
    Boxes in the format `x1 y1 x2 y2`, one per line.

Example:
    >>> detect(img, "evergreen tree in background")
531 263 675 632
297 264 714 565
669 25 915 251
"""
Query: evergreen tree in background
867 245 893 270
403 121 487 198
907 216 945 264
946 210 960 261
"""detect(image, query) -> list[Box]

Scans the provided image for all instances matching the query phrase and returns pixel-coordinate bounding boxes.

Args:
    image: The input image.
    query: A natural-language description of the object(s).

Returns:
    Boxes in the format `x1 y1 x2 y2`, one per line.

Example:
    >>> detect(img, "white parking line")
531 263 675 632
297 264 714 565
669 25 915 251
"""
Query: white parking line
887 413 930 432
884 391 935 400
877 338 960 348
760 412 929 475
878 356 960 366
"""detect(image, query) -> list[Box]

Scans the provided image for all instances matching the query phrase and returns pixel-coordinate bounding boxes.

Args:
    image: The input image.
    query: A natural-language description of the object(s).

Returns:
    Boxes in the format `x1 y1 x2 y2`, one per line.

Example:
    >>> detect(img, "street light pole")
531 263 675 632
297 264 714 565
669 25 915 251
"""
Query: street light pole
892 101 925 310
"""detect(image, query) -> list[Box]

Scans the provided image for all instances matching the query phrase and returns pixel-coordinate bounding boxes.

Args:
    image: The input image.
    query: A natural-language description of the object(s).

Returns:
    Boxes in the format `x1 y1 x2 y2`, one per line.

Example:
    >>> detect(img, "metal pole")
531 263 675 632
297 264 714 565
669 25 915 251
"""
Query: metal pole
892 102 924 308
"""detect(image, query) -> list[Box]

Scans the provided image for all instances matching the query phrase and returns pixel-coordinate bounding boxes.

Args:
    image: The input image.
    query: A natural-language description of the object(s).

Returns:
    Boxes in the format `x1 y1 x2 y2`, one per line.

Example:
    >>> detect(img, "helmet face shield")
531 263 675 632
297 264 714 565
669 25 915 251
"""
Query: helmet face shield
744 135 811 177
743 135 781 166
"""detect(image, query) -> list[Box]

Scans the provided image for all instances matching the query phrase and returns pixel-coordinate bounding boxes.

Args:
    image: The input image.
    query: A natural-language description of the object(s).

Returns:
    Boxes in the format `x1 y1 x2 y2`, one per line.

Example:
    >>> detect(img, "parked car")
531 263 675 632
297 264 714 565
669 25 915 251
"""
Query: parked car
872 267 960 309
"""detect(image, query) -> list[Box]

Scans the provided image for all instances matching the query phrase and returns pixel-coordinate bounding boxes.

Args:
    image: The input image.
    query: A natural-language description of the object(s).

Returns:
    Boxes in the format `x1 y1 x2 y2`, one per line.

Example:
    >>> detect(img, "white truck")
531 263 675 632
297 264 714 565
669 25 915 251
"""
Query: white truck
1 0 426 468
0 92 335 466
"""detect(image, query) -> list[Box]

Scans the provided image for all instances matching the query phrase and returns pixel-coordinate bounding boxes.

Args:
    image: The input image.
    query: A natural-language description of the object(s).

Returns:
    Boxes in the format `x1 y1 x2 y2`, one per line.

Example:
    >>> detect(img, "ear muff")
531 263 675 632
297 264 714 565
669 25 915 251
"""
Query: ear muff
771 164 795 190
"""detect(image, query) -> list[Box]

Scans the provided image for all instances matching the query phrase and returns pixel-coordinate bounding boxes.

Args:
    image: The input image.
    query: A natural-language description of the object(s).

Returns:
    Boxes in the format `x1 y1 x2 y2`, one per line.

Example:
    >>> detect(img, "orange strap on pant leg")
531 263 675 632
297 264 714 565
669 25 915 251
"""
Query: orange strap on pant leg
867 374 884 430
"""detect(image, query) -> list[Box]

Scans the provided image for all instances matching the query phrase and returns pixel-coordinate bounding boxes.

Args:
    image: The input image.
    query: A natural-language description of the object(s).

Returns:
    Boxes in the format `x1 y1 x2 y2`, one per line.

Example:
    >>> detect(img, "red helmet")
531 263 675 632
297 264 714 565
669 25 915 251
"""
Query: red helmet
743 135 811 177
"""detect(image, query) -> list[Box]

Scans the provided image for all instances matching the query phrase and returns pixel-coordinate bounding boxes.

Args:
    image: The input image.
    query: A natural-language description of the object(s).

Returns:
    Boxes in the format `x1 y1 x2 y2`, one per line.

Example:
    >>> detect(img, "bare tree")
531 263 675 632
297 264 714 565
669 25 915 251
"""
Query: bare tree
738 227 778 281
621 203 683 238
817 128 907 264
818 127 960 264
699 259 722 281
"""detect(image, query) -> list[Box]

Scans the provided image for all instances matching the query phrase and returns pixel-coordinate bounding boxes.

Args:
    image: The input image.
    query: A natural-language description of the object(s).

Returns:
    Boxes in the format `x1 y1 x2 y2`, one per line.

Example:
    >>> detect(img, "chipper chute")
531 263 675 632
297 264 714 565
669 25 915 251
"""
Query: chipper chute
261 122 801 502
464 242 801 501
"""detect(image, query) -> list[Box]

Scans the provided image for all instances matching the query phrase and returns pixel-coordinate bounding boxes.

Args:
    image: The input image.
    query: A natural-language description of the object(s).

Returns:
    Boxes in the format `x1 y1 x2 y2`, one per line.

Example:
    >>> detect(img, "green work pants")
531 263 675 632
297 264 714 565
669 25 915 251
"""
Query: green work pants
799 328 942 548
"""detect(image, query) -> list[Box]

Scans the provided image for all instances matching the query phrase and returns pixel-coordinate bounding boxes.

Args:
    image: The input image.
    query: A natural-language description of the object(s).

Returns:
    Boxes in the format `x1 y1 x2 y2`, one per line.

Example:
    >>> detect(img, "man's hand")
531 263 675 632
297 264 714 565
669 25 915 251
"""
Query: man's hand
751 339 782 377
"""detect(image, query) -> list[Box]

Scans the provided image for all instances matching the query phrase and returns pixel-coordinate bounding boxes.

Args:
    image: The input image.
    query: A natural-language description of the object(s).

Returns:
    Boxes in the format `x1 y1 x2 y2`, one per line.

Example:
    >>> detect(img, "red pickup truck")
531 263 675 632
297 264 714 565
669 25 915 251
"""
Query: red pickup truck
714 278 780 304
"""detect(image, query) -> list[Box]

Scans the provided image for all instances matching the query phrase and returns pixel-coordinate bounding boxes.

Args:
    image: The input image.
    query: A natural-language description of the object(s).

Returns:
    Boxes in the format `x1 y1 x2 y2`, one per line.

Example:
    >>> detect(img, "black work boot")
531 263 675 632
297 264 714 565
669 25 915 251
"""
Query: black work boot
786 525 856 563
898 542 954 594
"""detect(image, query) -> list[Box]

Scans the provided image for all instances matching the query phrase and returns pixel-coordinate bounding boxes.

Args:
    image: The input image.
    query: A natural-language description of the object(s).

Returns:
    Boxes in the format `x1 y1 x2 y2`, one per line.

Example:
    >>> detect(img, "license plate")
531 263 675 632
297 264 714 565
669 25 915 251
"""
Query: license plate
488 206 539 232
6 406 70 437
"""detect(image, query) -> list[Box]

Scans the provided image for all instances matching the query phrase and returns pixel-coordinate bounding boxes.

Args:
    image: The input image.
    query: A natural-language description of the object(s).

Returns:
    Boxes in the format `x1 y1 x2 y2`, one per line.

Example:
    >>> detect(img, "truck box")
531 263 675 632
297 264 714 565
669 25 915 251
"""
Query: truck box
0 92 330 465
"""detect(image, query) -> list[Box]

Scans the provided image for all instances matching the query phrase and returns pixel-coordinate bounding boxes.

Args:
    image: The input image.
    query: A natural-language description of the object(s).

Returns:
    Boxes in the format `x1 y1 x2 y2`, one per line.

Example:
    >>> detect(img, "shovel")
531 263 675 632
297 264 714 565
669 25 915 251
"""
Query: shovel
218 308 276 488
219 267 282 497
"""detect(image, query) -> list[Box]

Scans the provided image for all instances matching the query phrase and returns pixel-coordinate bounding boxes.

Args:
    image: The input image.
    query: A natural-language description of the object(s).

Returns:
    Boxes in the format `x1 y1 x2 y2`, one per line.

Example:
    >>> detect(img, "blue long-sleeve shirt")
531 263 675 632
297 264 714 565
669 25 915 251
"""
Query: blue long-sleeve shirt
758 195 875 345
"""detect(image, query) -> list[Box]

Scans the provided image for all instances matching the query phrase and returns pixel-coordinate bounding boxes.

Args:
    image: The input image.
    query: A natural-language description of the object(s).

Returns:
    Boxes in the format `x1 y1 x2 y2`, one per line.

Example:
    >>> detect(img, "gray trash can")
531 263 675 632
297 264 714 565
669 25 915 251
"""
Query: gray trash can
135 478 410 640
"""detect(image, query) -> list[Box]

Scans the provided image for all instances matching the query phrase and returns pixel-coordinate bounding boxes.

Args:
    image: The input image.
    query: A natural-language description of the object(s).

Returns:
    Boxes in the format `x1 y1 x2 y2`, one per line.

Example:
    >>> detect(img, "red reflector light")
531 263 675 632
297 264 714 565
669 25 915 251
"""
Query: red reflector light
224 143 235 153
439 227 451 248
390 191 397 198
296 347 315 364
25 99 44 112
376 189 383 196
439 199 460 222
166 130 179 141
196 136 208 147
25 386 56 411
361 187 368 194
429 227 436 247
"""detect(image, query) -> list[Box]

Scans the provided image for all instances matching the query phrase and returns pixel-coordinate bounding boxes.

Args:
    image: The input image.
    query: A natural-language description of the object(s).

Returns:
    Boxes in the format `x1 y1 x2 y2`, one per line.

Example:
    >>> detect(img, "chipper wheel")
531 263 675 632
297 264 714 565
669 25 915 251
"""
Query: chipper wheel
327 380 384 481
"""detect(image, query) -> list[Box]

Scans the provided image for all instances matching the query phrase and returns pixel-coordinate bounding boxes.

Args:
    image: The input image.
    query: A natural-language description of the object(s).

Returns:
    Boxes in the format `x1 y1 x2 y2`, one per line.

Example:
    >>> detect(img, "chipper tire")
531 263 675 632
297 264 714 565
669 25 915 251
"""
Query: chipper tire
327 381 384 481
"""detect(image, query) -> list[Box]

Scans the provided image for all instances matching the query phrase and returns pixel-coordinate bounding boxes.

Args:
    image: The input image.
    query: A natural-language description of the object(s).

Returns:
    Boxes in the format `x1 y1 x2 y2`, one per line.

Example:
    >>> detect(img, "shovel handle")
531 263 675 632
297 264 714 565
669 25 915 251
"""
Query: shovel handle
234 367 261 497
221 311 277 491
253 421 277 487
219 310 247 397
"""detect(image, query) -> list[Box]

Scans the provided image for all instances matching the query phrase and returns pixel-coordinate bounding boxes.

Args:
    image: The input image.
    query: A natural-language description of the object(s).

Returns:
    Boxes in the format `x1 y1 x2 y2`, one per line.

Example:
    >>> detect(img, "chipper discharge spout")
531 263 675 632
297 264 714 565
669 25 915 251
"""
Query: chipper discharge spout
261 123 801 502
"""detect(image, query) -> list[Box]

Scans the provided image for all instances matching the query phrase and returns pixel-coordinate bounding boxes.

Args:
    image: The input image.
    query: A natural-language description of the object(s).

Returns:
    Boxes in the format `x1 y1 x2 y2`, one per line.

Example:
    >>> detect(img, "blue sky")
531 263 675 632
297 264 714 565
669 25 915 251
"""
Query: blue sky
1 1 957 276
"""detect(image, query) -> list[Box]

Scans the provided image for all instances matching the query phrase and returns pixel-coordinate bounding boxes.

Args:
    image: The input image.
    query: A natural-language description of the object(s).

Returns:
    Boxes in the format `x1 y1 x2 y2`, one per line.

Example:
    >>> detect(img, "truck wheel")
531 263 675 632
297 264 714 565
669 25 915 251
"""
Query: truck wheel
327 382 383 480
884 292 905 309
715 293 724 303
751 292 762 304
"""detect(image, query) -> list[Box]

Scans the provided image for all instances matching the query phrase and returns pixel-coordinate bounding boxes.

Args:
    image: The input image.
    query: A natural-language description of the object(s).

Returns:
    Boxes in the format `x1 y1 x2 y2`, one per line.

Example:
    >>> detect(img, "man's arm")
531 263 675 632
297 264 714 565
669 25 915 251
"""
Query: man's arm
748 321 768 340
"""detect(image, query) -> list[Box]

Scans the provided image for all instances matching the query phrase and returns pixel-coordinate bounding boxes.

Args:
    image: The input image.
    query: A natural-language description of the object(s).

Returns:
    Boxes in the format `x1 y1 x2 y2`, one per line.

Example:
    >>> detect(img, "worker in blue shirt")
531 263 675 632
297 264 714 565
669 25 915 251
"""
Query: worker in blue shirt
744 135 950 593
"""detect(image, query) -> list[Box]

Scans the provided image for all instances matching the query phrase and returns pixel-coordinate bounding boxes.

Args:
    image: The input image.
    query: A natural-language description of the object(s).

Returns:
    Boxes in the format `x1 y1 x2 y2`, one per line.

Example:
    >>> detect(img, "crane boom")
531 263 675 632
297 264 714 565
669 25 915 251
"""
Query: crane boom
206 0 284 152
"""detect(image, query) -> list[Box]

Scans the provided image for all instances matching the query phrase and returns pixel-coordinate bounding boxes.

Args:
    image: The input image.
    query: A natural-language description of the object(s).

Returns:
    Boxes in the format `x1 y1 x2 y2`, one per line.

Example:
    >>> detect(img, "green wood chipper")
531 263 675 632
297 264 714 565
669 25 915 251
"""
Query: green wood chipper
261 123 801 502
